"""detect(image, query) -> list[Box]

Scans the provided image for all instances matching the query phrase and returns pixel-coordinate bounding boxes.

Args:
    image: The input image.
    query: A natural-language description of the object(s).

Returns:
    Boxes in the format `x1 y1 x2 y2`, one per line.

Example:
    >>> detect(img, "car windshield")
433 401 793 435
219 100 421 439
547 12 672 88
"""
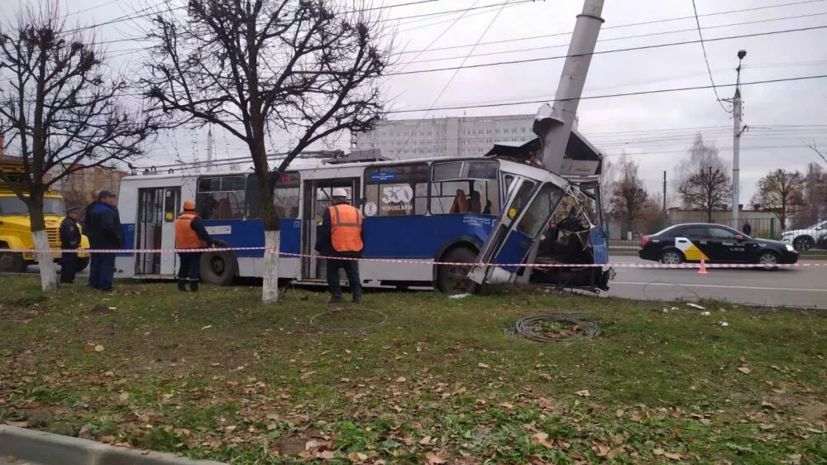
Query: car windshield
0 197 65 216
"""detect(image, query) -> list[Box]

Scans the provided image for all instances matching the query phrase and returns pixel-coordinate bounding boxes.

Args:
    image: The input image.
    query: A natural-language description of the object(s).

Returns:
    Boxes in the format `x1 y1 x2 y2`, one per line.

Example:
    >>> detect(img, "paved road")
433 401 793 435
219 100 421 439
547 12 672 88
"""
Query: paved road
606 256 827 308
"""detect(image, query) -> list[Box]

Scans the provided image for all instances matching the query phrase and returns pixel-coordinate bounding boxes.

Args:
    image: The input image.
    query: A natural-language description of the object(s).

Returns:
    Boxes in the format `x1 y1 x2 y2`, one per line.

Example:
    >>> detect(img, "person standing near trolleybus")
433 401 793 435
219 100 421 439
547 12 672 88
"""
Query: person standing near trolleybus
315 188 364 304
86 190 122 291
175 200 215 292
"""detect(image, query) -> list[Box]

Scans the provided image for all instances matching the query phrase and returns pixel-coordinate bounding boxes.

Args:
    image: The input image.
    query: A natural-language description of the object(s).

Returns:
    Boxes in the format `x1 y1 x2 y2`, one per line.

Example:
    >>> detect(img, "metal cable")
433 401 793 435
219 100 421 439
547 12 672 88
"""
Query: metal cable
508 314 599 343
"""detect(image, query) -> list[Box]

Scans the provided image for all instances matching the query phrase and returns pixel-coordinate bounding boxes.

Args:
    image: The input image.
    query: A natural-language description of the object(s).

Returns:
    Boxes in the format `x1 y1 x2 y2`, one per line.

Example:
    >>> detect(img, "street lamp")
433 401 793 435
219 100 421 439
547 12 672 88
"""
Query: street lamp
732 50 746 226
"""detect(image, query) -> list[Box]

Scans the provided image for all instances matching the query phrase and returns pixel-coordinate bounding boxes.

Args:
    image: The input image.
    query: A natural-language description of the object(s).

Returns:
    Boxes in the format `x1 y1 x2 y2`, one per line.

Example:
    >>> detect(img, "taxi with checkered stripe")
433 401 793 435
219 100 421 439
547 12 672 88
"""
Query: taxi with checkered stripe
638 223 799 267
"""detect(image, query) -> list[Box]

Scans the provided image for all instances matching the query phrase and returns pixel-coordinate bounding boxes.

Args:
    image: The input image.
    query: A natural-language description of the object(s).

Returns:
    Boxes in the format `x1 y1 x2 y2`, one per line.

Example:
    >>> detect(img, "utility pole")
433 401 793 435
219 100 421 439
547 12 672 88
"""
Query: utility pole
535 0 605 173
662 170 667 214
206 126 214 172
732 50 747 226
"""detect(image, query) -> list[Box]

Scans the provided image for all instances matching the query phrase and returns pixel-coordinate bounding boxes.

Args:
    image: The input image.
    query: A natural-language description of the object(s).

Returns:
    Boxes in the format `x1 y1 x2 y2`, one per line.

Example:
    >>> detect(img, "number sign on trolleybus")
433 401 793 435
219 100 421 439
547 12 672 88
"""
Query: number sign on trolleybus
116 130 611 294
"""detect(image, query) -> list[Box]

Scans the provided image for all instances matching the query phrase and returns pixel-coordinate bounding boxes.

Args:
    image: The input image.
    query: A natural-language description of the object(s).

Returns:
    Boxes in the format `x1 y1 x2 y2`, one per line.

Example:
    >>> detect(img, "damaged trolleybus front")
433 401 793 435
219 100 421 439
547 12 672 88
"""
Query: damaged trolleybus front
468 130 612 293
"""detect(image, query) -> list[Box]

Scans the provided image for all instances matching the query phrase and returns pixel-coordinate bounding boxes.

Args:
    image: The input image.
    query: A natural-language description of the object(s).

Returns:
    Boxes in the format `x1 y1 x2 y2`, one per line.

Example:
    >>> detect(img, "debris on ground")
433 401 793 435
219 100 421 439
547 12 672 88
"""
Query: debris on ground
687 303 706 310
449 294 470 299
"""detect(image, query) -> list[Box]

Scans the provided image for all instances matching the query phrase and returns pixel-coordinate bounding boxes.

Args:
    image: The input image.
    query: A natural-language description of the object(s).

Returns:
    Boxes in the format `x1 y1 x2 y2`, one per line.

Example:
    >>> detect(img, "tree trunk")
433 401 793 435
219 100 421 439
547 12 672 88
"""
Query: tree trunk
262 230 280 303
259 177 281 304
28 201 58 292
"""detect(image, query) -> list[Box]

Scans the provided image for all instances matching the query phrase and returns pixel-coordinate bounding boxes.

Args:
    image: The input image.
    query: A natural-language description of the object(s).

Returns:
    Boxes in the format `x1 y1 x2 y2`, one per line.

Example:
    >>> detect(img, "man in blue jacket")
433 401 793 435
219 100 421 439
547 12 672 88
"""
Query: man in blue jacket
85 190 122 291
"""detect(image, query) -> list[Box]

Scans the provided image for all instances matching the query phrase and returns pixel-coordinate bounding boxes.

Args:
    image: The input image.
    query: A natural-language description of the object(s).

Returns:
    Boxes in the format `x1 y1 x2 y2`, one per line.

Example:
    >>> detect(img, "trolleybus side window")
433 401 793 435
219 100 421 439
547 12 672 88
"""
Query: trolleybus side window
430 160 500 215
245 172 301 220
196 175 246 220
363 163 428 217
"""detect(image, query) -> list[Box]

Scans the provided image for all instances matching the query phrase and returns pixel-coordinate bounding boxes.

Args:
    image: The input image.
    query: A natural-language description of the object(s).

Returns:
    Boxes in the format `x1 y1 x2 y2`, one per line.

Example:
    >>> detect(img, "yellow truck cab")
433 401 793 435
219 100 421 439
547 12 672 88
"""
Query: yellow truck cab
0 161 90 273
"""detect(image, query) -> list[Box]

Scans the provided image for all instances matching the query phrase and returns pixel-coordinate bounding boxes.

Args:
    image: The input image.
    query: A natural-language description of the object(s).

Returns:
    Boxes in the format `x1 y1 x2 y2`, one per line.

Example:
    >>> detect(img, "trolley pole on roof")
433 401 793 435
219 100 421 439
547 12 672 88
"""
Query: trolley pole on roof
535 0 605 174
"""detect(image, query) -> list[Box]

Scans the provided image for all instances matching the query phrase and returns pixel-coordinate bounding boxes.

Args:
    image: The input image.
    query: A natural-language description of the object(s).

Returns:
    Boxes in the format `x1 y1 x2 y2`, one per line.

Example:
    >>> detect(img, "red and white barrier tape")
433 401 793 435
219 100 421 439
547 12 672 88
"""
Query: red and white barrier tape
3 246 823 269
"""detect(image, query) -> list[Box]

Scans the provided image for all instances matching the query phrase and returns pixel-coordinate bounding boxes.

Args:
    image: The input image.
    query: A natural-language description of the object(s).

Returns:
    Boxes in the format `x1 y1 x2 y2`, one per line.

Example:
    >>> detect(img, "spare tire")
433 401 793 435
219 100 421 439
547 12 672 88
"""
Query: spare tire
200 239 237 286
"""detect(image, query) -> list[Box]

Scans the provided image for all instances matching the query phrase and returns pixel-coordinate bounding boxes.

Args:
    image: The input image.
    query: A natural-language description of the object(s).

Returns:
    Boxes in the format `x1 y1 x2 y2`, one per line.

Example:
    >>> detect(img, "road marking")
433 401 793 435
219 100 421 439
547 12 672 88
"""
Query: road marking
612 282 827 293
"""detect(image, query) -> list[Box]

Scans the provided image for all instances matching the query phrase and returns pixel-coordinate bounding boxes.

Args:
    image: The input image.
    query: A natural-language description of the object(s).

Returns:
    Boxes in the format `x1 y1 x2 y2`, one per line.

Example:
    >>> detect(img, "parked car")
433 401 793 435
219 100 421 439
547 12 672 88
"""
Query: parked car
639 223 799 267
781 220 827 251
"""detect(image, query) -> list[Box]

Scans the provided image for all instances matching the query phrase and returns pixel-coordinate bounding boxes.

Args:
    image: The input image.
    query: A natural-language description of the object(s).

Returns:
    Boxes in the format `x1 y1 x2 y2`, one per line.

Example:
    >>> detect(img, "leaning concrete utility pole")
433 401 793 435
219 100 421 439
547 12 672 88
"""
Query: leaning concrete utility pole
535 0 605 173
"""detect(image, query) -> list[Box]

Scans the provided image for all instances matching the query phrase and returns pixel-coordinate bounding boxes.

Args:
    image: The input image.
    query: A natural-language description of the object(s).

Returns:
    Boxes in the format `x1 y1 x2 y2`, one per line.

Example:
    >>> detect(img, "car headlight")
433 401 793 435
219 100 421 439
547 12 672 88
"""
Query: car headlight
786 244 796 252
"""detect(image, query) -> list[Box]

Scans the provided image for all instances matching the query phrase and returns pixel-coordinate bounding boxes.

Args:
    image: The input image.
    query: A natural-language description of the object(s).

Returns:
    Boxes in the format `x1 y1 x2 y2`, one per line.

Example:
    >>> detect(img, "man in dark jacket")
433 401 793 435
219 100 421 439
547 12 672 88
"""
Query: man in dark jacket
85 190 122 291
59 207 82 284
314 188 364 304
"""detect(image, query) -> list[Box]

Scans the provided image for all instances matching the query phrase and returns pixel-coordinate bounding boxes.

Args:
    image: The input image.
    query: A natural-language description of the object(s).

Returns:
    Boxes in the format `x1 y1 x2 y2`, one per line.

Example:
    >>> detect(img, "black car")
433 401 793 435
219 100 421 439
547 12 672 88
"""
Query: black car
638 223 799 266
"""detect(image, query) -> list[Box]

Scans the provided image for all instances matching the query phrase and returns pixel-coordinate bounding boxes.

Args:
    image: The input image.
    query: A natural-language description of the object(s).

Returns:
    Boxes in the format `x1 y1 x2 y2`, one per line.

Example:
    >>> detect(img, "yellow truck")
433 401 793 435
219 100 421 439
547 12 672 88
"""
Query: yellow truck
0 160 90 272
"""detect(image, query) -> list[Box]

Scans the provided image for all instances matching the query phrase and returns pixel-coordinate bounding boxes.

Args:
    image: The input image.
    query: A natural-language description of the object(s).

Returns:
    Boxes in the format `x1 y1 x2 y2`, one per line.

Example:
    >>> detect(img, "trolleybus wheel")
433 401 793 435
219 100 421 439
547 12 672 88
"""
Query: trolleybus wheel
200 240 237 286
436 246 480 295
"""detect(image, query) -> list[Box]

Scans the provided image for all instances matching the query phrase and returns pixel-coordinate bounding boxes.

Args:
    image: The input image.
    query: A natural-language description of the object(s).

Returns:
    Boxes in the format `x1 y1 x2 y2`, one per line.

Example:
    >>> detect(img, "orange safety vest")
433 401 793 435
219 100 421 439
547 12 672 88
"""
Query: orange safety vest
328 204 363 252
175 212 206 249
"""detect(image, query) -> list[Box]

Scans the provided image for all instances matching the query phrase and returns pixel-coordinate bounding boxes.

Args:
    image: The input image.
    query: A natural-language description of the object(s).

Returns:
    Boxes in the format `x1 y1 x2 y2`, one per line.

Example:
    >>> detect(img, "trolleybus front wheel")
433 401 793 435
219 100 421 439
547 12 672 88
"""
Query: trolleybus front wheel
200 240 237 286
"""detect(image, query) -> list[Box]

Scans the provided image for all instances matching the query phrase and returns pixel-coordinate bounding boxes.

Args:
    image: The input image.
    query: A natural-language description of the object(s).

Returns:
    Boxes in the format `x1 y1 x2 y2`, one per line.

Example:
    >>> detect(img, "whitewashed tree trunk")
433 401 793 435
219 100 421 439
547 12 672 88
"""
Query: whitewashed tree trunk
262 230 280 303
32 230 58 292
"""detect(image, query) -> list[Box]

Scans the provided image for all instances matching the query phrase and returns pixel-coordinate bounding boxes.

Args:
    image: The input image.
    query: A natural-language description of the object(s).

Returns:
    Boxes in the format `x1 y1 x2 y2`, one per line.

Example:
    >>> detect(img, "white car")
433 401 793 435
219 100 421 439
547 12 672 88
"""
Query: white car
781 220 827 251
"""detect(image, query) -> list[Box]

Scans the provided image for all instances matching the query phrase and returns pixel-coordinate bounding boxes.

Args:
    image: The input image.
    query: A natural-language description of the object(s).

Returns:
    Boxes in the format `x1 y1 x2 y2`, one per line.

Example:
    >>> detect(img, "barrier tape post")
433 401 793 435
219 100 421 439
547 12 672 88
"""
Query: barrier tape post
3 246 823 270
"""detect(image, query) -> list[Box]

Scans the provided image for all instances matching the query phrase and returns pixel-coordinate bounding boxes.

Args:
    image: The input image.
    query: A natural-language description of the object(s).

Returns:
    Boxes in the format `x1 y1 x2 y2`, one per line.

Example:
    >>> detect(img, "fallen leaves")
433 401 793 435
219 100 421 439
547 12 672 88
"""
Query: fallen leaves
737 366 752 374
426 452 447 464
531 432 553 449
419 436 432 446
575 390 591 397
477 363 489 369
94 345 105 353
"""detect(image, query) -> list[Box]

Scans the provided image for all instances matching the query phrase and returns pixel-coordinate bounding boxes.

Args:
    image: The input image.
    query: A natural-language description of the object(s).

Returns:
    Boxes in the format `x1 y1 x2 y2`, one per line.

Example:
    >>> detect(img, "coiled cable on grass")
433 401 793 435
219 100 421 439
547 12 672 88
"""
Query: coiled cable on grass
509 314 600 343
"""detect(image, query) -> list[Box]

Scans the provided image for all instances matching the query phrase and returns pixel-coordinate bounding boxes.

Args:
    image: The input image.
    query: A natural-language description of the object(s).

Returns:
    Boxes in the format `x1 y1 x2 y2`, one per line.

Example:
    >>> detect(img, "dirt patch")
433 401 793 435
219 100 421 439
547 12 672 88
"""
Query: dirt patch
90 305 115 315
0 306 38 321
271 429 325 456
797 402 827 422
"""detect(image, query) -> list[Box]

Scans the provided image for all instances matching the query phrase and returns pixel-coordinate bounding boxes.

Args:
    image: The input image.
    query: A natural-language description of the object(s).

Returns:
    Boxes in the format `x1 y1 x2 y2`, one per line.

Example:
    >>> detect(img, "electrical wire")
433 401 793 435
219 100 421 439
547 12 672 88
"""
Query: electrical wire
389 24 827 76
508 314 600 343
396 0 827 55
387 73 827 113
401 10 827 66
395 0 508 157
690 0 731 113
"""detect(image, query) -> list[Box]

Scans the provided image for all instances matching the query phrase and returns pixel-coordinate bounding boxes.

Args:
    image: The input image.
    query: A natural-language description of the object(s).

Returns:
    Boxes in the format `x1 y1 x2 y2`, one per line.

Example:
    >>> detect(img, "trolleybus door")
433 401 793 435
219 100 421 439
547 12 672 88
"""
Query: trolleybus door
135 187 180 276
301 178 360 281
468 178 565 286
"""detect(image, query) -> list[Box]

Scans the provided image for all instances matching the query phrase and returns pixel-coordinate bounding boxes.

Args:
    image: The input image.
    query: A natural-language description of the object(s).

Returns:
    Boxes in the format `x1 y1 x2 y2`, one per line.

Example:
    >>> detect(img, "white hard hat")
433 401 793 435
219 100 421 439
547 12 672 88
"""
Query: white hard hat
332 188 348 198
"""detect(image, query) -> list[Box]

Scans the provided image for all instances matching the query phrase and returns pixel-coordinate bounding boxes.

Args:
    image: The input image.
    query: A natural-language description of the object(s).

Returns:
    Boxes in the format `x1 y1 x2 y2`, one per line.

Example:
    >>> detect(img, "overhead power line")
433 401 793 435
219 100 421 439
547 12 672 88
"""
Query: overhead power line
397 0 509 157
388 73 827 113
389 24 827 76
386 0 530 23
400 11 827 65
397 0 827 55
690 0 730 113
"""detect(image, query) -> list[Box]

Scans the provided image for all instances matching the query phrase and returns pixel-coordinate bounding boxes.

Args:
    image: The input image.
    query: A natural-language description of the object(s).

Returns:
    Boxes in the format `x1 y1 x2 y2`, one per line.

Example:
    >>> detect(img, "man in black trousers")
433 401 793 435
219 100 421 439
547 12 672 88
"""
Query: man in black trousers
59 206 82 284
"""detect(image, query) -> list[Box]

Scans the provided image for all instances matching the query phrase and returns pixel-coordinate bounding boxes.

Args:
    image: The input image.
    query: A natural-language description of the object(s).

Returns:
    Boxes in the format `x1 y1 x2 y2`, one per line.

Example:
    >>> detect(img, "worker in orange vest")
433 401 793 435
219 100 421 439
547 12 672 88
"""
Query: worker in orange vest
315 188 364 304
175 200 215 292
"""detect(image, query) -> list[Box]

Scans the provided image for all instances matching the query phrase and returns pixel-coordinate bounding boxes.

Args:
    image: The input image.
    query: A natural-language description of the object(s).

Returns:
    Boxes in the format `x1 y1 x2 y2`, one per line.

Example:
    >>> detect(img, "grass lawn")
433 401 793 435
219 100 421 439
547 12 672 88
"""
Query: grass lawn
1 277 825 464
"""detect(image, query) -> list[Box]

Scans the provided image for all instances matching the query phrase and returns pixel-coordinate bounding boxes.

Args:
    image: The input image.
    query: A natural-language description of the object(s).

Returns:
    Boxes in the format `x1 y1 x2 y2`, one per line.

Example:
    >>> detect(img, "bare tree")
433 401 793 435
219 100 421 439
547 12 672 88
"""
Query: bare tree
754 169 805 230
676 135 732 222
798 162 827 226
609 155 648 233
0 2 157 291
143 0 389 303
806 141 827 165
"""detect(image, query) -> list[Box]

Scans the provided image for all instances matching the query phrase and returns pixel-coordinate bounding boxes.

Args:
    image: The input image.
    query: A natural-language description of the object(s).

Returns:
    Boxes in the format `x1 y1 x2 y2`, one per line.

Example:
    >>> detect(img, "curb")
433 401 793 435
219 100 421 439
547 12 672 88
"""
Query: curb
0 425 226 465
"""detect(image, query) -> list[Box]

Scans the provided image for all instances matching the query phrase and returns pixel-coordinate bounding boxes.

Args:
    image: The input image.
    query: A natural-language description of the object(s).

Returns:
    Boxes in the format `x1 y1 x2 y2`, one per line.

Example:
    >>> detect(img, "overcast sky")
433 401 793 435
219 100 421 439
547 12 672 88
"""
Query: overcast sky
3 0 827 204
